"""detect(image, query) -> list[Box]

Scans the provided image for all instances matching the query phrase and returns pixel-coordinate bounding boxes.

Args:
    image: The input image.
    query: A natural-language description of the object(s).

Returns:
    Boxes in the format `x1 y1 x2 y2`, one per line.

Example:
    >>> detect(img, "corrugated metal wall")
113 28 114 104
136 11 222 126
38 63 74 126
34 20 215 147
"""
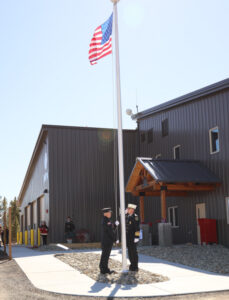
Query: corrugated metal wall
48 126 137 243
138 88 229 247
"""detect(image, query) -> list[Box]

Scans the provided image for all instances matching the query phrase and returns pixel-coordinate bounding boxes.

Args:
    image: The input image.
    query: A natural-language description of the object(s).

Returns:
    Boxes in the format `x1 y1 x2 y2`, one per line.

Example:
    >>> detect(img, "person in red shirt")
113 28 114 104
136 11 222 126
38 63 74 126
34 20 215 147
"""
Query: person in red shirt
39 221 48 245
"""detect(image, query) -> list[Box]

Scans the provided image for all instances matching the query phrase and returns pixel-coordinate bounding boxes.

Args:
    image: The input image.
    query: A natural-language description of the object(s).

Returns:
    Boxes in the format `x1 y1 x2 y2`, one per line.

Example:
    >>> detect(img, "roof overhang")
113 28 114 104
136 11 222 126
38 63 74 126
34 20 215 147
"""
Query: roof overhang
126 158 221 197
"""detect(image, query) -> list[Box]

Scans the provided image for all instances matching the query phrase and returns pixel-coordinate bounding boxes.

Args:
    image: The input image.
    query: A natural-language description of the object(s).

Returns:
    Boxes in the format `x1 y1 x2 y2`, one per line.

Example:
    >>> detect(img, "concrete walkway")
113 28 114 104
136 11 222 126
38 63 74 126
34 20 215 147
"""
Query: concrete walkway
8 246 229 298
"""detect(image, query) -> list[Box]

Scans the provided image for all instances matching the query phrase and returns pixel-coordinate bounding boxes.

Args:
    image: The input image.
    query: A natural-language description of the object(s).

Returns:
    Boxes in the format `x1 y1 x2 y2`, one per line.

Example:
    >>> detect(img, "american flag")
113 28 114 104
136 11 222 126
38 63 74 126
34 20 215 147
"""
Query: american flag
89 14 113 65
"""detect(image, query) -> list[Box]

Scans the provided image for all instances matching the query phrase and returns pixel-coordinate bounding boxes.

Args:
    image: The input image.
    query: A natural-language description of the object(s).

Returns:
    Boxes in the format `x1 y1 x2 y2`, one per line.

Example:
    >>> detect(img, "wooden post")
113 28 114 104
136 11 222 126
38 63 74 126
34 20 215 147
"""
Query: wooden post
3 211 6 254
139 196 145 223
9 207 12 260
161 189 167 222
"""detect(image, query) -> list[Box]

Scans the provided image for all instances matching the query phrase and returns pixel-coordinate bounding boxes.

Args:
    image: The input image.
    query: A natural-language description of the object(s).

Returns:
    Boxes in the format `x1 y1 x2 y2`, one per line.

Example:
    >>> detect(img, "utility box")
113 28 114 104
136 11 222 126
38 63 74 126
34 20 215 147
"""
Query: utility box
158 223 172 246
198 218 218 245
139 224 152 246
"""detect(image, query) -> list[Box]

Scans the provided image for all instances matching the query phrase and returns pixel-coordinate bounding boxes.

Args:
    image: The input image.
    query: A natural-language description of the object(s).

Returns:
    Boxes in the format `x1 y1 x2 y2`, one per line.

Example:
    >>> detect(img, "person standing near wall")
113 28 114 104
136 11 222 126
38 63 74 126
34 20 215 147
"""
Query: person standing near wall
39 221 48 246
64 216 75 242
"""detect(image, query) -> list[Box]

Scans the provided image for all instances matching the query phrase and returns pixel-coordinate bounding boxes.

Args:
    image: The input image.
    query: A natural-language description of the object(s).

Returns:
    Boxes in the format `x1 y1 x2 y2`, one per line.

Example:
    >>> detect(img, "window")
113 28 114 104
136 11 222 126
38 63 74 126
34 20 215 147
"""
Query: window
155 154 162 159
226 197 229 225
141 132 146 143
168 206 178 227
173 145 181 160
162 118 169 137
209 127 219 154
147 129 153 144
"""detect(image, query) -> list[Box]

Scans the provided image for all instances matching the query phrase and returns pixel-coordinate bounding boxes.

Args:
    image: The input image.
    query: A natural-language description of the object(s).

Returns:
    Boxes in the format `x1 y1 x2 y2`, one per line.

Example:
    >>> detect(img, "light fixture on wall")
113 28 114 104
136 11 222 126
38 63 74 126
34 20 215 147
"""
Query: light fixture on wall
43 189 49 194
126 108 133 117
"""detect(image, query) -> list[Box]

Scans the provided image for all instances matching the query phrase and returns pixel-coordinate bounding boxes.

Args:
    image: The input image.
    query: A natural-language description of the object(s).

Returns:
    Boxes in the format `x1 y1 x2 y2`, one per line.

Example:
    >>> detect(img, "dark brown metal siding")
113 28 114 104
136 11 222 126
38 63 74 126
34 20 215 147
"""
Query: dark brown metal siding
138 88 229 247
48 127 137 243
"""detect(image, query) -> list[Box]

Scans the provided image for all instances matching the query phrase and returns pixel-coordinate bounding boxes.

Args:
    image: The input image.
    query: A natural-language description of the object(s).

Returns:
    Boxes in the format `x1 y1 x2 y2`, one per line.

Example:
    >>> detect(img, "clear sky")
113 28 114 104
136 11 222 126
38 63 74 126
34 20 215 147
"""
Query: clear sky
0 0 229 201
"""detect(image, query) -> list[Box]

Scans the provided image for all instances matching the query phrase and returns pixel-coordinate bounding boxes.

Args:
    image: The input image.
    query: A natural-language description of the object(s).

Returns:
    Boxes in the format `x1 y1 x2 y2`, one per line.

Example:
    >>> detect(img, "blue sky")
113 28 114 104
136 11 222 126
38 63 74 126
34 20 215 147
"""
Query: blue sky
0 0 229 200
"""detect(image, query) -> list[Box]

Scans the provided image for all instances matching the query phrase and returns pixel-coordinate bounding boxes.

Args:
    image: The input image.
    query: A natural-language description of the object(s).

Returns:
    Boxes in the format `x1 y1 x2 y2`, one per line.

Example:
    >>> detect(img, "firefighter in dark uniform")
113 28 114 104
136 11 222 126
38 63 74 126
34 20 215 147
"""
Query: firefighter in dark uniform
126 203 140 272
64 216 75 241
99 207 119 274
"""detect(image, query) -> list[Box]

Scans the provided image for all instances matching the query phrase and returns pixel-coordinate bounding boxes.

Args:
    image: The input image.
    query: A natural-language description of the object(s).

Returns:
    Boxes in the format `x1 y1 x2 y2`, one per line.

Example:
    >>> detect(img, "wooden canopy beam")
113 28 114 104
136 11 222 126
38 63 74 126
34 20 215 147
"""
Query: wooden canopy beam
135 180 159 191
132 191 188 197
134 182 217 192
139 196 145 223
126 160 144 192
161 189 166 221
165 184 217 191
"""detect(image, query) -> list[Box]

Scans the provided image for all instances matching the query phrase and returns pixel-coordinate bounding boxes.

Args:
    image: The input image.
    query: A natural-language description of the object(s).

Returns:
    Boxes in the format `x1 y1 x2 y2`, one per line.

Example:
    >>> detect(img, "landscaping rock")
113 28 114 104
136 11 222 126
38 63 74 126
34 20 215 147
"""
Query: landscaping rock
55 252 168 285
138 244 229 274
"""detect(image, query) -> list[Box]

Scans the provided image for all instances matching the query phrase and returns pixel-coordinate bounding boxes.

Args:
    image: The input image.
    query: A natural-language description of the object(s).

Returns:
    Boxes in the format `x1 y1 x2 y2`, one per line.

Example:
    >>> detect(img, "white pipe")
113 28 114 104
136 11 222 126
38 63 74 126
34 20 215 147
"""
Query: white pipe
111 0 127 272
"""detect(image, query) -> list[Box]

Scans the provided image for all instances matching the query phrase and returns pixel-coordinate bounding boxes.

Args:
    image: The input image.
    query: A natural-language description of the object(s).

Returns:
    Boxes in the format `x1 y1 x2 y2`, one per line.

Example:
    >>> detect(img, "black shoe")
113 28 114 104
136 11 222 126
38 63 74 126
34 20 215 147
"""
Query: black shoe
129 268 139 272
100 269 115 274
100 268 110 274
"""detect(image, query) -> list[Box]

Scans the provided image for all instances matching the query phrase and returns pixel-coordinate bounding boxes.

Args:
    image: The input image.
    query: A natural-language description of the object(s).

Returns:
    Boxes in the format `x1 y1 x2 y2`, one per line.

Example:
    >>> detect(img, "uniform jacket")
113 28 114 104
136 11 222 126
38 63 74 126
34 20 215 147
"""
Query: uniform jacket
101 216 116 247
126 213 140 245
65 221 75 233
40 225 48 235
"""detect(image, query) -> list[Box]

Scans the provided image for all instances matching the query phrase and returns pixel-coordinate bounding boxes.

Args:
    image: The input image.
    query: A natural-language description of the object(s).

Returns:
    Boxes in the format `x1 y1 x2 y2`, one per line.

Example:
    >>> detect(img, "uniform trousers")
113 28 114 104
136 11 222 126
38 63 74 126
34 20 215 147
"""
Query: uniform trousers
99 244 112 273
42 235 47 245
127 242 138 271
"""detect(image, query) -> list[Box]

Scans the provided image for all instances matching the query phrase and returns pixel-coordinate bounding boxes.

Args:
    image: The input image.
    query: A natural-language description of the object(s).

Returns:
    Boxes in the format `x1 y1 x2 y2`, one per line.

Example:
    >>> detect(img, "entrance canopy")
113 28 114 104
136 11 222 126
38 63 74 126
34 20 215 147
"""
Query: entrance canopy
126 158 220 222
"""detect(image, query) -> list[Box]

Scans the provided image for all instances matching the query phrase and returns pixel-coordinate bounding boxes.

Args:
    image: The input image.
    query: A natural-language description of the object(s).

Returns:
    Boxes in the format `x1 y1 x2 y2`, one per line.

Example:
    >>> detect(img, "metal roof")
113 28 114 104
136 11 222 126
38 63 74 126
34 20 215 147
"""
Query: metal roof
132 78 229 120
18 124 136 205
137 158 221 183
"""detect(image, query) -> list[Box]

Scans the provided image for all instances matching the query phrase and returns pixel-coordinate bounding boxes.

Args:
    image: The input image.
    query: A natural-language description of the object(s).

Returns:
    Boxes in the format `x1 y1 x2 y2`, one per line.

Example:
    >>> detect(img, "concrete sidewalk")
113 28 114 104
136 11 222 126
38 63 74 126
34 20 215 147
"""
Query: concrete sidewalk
9 246 229 298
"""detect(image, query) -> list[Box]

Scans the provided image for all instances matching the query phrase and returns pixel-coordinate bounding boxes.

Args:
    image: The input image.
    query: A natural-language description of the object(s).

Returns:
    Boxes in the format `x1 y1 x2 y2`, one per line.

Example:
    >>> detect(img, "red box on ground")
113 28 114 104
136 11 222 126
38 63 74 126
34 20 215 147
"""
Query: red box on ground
198 218 218 245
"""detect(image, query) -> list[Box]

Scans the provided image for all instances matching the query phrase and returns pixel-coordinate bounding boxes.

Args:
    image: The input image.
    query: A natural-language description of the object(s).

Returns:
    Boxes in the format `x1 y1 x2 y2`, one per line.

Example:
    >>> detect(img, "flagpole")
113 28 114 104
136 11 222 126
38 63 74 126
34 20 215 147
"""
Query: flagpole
111 0 127 272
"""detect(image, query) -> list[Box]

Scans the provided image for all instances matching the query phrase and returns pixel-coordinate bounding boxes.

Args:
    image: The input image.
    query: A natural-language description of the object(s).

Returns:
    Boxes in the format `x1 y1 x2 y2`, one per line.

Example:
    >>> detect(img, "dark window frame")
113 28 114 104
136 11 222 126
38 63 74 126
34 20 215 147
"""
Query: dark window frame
162 118 169 137
141 132 146 143
147 129 153 144
168 206 179 227
173 145 181 160
209 127 219 154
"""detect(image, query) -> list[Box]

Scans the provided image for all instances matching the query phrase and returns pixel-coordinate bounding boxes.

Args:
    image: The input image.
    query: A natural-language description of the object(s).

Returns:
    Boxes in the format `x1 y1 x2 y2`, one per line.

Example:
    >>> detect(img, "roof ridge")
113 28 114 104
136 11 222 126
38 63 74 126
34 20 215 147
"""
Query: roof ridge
133 78 229 120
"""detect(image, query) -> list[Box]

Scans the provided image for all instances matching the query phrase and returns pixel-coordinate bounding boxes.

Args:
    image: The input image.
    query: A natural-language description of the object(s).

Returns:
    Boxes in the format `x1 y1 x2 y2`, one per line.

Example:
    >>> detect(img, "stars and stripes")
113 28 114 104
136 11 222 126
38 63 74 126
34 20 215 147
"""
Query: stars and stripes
89 13 113 65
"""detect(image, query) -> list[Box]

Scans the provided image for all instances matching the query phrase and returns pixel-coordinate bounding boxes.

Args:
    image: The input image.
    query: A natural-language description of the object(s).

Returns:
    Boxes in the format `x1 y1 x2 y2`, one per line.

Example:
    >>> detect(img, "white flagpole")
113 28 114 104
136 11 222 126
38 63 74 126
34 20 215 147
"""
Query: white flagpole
111 0 127 272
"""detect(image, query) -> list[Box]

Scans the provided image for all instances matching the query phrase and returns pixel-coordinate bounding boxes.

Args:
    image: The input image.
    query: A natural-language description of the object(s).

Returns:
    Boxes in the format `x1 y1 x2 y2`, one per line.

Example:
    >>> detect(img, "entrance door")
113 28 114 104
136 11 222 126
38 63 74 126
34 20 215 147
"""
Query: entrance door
196 203 206 245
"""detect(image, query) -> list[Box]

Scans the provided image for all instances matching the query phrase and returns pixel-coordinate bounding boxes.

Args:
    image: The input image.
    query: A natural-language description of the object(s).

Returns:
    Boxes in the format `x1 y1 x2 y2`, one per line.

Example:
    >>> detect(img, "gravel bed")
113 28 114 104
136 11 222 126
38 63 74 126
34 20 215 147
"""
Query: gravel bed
138 244 229 274
55 252 168 285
